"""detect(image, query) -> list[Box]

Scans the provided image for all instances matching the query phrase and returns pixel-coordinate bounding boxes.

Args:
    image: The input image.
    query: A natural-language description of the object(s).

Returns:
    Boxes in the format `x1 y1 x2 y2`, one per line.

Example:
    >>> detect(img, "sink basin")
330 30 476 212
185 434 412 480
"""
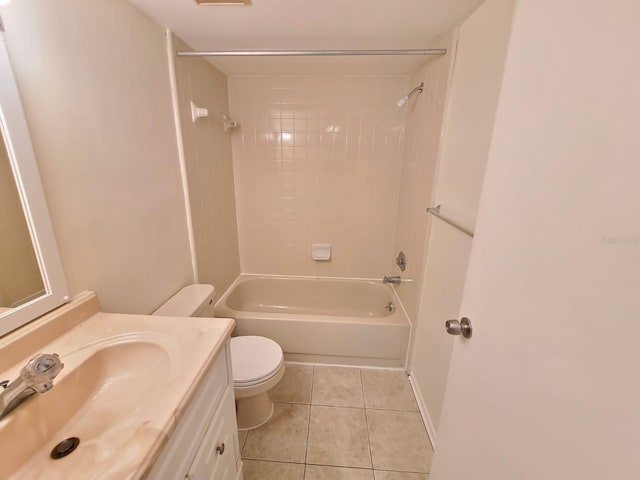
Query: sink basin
0 340 170 479
0 303 234 480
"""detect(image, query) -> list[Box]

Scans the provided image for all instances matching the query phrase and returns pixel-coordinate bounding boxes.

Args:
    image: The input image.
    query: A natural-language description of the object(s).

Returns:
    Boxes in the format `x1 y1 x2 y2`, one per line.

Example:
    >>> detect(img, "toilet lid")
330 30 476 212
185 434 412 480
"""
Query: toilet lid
231 336 284 386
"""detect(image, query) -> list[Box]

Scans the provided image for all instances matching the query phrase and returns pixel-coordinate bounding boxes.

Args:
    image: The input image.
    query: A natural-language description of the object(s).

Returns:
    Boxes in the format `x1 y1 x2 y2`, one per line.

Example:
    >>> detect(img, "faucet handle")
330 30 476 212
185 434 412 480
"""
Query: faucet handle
32 382 54 394
20 353 64 386
383 275 402 284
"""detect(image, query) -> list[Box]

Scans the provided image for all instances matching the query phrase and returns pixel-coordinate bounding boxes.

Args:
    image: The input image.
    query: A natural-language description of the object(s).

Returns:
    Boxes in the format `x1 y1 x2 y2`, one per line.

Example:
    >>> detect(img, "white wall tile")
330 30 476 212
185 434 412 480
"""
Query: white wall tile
390 34 457 322
174 36 241 300
229 75 409 278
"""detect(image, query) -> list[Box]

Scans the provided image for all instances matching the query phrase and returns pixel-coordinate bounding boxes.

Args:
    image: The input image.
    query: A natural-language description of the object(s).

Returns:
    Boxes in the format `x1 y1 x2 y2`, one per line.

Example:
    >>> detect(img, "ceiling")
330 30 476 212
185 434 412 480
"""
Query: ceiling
129 0 484 75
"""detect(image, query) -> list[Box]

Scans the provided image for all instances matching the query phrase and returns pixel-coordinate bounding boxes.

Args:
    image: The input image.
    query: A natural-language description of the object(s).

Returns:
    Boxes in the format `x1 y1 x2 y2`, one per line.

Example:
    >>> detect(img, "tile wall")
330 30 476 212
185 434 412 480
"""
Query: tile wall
174 36 241 301
228 75 409 278
389 34 457 323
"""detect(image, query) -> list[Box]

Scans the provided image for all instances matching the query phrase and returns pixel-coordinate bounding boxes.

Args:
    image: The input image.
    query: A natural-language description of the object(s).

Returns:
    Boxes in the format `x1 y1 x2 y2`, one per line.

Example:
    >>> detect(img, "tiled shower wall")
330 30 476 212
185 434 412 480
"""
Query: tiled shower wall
228 76 409 278
390 34 457 323
174 36 241 301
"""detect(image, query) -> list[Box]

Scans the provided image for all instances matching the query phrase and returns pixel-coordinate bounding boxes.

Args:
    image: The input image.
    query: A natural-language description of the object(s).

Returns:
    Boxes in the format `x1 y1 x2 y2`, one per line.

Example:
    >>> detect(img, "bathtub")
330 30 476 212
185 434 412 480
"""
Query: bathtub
214 275 410 367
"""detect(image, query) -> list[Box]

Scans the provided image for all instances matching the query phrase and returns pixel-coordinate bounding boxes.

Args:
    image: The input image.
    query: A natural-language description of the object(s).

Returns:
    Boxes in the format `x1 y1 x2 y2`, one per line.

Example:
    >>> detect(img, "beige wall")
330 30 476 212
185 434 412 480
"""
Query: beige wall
228 75 408 278
435 0 516 230
173 36 240 301
410 0 515 435
1 0 193 313
389 33 456 323
0 134 44 307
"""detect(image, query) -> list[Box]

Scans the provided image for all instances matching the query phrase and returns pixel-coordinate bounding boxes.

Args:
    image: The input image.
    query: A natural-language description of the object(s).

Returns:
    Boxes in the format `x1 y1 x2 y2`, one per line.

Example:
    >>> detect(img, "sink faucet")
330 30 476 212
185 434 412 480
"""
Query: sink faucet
383 276 402 285
0 353 64 420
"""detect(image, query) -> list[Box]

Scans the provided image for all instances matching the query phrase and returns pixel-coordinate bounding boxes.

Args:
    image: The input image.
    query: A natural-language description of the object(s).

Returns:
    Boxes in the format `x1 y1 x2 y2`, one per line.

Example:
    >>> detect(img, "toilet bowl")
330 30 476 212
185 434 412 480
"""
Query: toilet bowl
152 284 285 430
231 335 285 430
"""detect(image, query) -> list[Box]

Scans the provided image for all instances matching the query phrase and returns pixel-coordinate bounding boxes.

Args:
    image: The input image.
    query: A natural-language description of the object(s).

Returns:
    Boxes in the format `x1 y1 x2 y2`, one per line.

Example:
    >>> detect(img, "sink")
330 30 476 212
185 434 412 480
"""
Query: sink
0 340 170 479
0 302 234 480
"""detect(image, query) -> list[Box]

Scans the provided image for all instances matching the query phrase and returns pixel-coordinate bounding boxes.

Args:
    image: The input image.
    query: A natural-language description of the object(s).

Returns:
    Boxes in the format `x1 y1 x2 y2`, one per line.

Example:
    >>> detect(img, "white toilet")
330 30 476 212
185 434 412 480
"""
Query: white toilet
152 284 285 431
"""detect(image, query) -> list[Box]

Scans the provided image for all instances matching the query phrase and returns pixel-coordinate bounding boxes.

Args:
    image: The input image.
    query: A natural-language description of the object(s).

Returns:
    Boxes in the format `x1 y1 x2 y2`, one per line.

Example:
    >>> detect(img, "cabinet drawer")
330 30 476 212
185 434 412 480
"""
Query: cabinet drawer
186 388 237 480
147 344 230 480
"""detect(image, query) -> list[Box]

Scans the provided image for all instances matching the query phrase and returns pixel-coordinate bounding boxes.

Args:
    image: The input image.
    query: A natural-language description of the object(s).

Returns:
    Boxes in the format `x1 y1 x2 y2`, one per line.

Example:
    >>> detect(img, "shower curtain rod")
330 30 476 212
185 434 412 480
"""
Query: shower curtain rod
176 48 447 57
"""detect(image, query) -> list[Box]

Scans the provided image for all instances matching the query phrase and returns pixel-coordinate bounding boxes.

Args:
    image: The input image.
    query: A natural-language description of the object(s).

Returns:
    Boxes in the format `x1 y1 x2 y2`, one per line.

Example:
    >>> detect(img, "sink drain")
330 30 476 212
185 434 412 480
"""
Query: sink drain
50 437 80 459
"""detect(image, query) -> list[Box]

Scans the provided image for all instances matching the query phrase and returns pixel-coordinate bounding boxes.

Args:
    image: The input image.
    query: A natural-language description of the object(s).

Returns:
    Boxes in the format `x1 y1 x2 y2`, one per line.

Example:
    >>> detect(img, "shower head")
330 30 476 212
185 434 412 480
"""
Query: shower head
396 82 424 108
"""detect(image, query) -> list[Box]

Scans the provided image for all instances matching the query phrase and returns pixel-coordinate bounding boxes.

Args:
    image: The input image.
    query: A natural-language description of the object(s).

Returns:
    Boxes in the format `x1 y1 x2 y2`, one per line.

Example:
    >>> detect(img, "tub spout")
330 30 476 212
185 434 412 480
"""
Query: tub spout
383 276 402 285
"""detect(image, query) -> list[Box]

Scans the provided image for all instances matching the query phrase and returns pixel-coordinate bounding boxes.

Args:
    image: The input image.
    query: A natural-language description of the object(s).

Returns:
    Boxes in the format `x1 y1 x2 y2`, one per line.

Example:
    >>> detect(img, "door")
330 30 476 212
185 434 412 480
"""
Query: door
431 1 640 479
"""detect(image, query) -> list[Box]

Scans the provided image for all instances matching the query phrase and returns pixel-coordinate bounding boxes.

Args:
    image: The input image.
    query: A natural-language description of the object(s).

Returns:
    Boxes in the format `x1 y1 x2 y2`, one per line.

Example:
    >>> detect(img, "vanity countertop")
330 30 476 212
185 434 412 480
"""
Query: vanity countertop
0 291 235 480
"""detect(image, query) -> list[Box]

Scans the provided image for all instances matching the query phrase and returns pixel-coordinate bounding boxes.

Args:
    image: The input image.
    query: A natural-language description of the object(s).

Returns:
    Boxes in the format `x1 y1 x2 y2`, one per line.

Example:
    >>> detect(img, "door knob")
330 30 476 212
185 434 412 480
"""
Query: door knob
445 317 472 338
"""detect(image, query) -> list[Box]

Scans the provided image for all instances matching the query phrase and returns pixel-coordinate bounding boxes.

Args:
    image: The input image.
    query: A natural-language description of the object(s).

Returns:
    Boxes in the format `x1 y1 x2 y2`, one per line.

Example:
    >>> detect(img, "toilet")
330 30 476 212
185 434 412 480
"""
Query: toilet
152 284 285 430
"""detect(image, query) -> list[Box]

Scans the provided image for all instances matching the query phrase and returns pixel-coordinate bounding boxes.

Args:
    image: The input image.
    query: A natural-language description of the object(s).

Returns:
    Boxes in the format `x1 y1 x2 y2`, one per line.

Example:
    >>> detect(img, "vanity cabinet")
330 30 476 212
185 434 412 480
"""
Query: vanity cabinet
147 343 242 480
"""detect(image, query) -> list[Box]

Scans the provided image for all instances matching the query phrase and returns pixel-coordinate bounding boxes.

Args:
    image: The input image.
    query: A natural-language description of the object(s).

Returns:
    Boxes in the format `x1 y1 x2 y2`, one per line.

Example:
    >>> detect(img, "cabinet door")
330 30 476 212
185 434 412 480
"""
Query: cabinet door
148 348 230 480
186 388 238 480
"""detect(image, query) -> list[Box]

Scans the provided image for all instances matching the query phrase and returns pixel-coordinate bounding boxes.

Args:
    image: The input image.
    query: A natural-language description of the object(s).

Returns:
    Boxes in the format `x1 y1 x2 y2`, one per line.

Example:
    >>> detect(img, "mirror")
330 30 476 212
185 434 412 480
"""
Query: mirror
0 31 68 337
0 130 45 310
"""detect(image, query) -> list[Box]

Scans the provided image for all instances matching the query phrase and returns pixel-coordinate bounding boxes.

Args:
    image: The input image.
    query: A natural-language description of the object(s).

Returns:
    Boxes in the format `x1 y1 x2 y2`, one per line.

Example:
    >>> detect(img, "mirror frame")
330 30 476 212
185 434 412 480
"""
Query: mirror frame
0 32 68 337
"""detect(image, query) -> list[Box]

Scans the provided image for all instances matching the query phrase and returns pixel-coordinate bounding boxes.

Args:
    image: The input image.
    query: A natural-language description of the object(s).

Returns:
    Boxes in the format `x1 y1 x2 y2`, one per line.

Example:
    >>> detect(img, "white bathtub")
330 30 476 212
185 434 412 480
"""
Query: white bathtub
214 275 410 367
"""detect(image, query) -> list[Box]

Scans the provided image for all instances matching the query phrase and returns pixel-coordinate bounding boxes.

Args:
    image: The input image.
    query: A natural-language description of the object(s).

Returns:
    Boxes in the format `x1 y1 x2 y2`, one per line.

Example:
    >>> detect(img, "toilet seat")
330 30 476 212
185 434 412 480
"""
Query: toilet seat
231 336 284 387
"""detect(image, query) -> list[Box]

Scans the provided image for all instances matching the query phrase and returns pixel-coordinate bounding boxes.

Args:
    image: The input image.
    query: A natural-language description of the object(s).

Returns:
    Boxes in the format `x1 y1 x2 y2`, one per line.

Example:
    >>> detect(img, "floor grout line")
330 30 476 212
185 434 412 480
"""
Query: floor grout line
241 429 249 457
302 364 316 479
243 458 428 476
242 367 431 479
305 463 374 469
365 406 421 413
374 467 432 475
309 403 367 410
272 400 421 413
242 458 306 465
359 367 375 473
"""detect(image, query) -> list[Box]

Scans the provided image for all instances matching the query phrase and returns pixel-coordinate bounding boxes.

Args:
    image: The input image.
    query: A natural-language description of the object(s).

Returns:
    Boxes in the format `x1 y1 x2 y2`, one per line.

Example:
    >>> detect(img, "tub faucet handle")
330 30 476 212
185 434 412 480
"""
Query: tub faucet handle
383 276 402 285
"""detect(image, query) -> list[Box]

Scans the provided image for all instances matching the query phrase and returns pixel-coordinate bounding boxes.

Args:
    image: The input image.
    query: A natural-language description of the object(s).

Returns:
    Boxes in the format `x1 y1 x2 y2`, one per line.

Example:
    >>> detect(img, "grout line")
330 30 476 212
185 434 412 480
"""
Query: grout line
305 464 376 476
307 403 369 411
303 365 316 478
374 467 431 475
305 463 374 470
244 459 427 476
311 402 366 409
241 429 250 457
360 367 374 471
244 367 431 477
284 360 408 372
365 406 421 413
242 458 307 465
274 399 418 412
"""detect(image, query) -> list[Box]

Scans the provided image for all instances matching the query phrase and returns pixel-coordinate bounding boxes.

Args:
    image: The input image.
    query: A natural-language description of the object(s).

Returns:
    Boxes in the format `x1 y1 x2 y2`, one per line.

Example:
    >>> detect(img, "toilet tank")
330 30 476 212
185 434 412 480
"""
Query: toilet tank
152 284 215 317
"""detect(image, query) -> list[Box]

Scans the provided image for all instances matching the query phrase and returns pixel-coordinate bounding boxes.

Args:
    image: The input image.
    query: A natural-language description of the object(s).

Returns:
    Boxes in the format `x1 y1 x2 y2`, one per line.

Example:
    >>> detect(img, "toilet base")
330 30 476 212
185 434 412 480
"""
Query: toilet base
236 392 274 430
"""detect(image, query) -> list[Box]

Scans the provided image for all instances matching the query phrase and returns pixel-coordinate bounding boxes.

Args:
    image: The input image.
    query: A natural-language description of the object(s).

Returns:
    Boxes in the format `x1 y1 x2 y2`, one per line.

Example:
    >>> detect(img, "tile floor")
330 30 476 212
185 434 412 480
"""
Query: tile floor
238 364 433 480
